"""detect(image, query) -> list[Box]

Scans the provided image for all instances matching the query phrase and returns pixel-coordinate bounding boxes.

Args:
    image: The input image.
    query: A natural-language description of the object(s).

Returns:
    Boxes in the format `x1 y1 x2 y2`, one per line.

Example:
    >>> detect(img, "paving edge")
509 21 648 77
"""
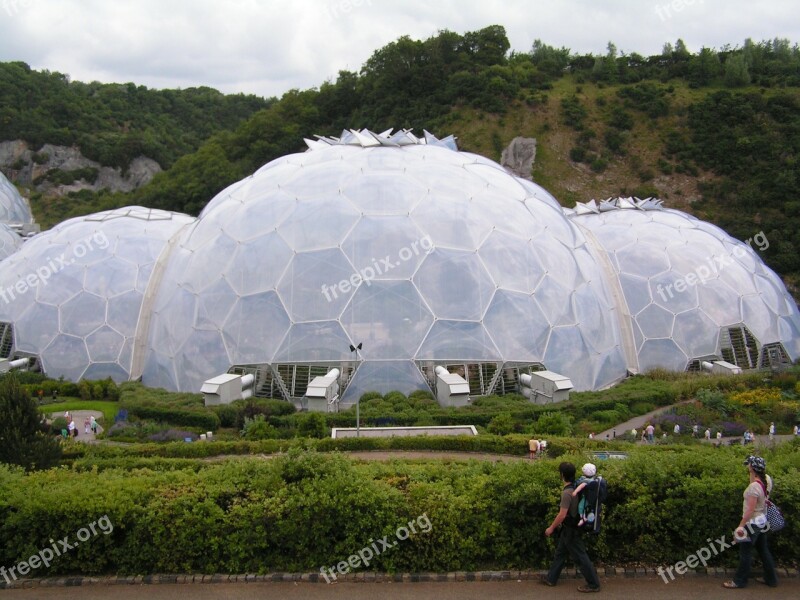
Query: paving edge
1 568 798 589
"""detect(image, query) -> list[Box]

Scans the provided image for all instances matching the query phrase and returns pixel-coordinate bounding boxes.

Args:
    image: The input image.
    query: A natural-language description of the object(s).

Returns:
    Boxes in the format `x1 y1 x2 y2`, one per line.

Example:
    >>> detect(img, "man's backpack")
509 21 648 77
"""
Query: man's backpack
578 476 607 534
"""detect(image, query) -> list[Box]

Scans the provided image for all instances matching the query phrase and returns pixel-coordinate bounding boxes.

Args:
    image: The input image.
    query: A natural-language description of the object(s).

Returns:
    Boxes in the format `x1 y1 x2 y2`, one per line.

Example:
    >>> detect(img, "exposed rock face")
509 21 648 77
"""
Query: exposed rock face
500 136 537 181
0 140 161 195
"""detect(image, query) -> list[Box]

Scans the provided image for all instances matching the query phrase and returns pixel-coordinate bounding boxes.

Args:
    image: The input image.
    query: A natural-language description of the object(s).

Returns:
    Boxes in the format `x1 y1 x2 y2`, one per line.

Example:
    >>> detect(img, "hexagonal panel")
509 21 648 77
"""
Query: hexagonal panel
222 291 291 365
59 292 106 337
225 232 292 296
273 321 353 362
341 172 426 215
650 271 699 313
41 334 90 381
638 338 688 372
673 309 720 358
180 234 236 294
411 195 491 250
532 275 576 327
84 259 137 297
277 195 361 252
341 280 433 359
218 190 296 241
543 326 592 390
277 248 356 322
196 278 238 330
617 244 671 278
85 326 125 363
637 303 675 339
13 303 58 353
478 231 543 293
342 216 430 281
412 248 495 321
340 360 431 404
175 329 231 391
416 320 500 361
483 290 548 361
697 279 742 326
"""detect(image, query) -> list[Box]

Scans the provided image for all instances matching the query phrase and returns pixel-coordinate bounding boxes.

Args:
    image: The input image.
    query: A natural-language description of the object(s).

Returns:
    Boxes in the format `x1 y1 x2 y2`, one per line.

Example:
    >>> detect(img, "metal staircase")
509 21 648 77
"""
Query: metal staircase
721 326 759 369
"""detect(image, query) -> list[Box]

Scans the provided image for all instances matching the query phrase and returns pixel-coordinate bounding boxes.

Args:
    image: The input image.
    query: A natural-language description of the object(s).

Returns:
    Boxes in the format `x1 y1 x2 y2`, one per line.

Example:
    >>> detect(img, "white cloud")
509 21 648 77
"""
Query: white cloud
0 0 798 97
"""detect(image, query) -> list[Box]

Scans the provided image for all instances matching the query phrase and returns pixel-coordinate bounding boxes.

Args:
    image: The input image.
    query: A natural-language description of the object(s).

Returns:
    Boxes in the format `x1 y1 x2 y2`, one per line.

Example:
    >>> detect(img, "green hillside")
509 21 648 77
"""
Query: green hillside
0 61 270 169
3 27 800 293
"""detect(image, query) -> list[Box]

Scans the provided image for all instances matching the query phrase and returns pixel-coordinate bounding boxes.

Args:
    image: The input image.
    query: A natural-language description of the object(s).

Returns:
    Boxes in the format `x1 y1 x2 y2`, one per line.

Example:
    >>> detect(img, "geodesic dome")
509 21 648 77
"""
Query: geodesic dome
570 197 800 371
0 223 23 261
142 129 627 399
0 130 797 405
0 170 34 226
0 207 195 381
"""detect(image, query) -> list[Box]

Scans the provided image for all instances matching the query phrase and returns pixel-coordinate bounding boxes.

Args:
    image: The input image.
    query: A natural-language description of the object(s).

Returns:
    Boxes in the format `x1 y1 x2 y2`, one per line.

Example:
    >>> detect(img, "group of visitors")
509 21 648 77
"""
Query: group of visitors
61 411 98 439
539 455 780 592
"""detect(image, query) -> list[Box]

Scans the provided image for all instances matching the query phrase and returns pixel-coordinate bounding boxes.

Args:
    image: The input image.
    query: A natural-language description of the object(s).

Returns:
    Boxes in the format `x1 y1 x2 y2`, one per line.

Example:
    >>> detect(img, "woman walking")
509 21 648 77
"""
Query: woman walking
723 456 778 588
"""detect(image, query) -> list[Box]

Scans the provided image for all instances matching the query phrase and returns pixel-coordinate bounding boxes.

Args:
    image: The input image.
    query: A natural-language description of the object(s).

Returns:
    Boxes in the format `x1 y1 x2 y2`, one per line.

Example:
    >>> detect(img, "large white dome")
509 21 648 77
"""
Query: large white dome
142 130 626 399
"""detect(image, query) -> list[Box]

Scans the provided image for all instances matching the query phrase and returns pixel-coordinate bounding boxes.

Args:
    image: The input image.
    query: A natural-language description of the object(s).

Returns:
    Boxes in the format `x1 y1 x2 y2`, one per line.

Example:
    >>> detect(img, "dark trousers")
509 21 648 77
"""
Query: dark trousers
546 525 601 589
733 526 778 587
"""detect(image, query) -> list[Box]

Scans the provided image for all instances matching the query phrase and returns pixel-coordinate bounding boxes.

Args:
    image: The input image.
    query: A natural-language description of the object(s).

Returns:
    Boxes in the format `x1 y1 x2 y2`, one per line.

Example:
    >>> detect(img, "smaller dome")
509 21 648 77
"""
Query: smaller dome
0 223 23 262
0 171 34 225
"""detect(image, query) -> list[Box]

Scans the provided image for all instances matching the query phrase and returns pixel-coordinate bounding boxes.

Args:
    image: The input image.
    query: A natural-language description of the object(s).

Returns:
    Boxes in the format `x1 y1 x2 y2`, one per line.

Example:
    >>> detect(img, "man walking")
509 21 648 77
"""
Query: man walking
541 462 601 593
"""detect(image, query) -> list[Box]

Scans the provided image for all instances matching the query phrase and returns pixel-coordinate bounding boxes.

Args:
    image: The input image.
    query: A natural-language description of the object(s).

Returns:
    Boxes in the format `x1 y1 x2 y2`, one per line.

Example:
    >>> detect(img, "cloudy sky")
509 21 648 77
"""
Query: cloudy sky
1 0 798 98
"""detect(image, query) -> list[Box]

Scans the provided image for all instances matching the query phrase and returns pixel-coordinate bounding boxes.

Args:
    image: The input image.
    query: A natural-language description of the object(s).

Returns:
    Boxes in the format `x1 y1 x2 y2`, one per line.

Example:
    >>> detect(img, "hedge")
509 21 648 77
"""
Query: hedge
60 434 630 462
1 440 798 575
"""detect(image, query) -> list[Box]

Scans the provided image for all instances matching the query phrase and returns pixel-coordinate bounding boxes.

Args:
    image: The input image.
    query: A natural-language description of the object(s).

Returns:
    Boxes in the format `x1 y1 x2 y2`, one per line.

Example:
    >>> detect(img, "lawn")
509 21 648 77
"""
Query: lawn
44 399 121 426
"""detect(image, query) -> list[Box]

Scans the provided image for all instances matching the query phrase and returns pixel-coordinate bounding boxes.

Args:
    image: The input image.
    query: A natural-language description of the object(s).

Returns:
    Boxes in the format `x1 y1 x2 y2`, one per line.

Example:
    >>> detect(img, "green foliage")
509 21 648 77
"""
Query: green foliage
487 412 515 435
534 412 573 436
0 373 62 470
560 94 587 129
296 412 328 439
241 414 279 440
0 62 269 170
3 442 799 574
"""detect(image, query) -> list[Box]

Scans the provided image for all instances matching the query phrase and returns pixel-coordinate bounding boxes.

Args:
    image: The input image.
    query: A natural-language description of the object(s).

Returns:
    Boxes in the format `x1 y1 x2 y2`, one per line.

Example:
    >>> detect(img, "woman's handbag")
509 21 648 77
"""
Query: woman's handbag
764 499 785 532
757 479 785 532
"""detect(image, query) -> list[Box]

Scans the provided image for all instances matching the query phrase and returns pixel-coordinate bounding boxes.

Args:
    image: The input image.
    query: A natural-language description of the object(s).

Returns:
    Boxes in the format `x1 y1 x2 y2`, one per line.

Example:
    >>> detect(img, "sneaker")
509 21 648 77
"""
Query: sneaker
539 575 556 586
577 585 600 593
755 577 777 588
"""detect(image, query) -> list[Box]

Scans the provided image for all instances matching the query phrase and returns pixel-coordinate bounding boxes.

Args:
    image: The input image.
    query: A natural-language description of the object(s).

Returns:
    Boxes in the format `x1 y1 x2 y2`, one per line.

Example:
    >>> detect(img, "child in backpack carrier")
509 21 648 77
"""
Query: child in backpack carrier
573 463 597 528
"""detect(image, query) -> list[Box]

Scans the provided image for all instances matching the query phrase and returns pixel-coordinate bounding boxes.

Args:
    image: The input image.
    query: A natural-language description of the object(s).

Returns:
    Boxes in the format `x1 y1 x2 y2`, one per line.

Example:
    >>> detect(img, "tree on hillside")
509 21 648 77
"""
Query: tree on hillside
724 54 751 87
0 373 61 471
688 47 721 86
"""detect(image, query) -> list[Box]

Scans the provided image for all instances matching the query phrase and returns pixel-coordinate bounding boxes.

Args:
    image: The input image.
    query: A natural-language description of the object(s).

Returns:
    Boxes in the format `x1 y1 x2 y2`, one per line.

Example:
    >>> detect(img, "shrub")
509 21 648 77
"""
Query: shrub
296 412 328 439
0 373 62 470
241 415 279 440
487 412 515 435
534 412 573 436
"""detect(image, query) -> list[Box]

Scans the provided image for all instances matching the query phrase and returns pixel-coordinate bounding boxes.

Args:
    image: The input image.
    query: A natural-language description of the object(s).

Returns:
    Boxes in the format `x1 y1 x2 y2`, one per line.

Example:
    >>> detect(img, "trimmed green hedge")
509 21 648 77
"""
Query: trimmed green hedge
2 440 798 575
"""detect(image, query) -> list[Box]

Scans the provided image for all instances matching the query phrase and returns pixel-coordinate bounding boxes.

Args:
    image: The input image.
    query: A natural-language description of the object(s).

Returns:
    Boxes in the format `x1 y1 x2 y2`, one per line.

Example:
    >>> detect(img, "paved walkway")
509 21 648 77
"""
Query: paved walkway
1 577 797 599
49 410 104 442
595 401 691 440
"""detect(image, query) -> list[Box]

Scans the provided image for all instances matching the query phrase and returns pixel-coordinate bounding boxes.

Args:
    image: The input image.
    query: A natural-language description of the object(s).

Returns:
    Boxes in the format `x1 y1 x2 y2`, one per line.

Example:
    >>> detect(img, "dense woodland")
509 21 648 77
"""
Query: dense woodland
2 26 800 289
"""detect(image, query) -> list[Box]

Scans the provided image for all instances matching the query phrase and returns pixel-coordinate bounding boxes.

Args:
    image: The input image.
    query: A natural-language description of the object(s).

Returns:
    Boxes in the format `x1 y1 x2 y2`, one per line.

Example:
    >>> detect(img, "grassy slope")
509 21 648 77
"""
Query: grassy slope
443 76 703 208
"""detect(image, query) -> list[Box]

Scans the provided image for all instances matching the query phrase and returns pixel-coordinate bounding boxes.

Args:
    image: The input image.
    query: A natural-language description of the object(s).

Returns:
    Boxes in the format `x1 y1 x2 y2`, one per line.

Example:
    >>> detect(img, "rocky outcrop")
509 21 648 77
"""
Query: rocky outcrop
0 140 161 195
500 137 537 181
